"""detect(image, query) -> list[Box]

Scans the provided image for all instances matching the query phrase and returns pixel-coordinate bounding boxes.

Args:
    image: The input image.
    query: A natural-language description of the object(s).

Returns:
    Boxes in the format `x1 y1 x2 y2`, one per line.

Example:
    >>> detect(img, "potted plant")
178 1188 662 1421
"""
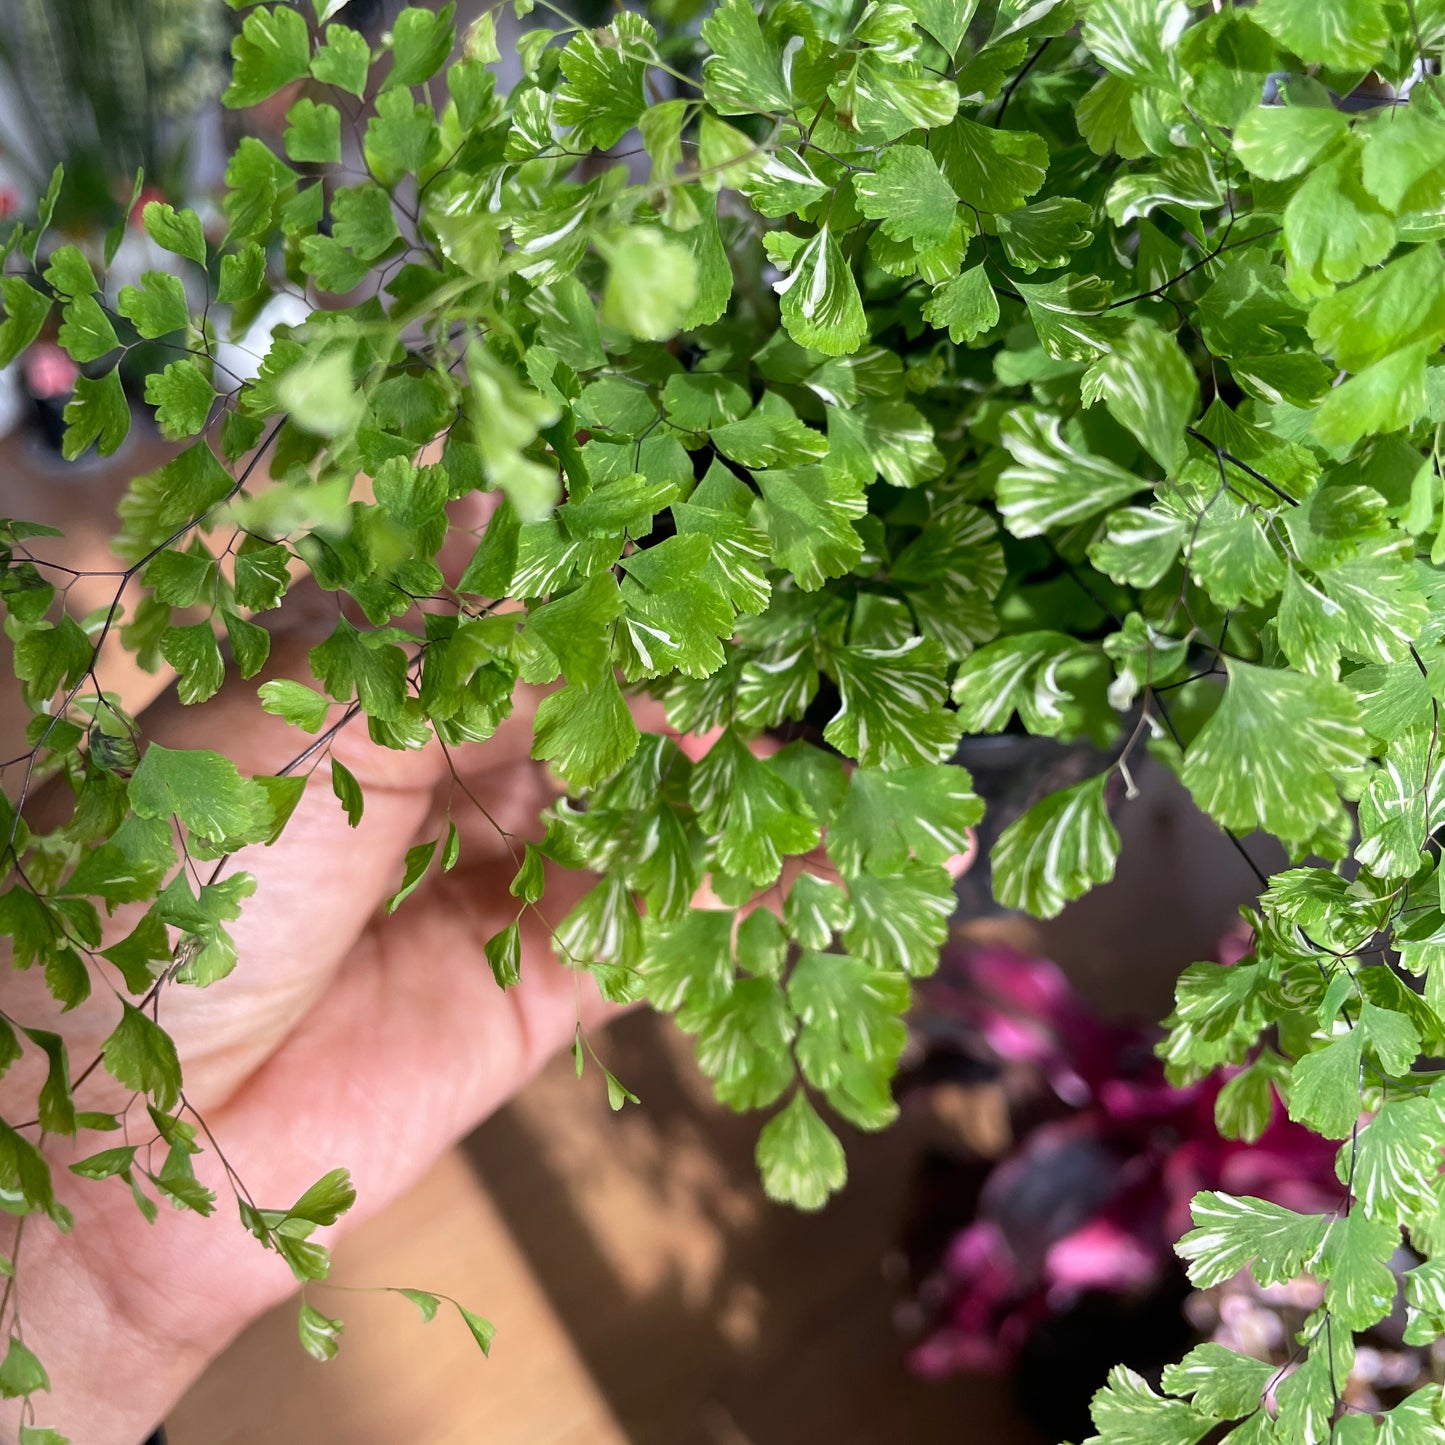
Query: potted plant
4 1 1445 1440
0 0 229 451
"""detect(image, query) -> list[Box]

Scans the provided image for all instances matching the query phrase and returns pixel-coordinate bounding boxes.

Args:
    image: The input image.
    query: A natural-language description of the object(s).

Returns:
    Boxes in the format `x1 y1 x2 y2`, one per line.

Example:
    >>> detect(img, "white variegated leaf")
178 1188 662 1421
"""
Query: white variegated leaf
1084 1366 1214 1445
1345 1095 1445 1225
996 409 1146 537
742 149 830 217
1181 661 1364 850
772 225 869 356
824 636 960 768
1160 1344 1274 1421
1188 503 1287 610
1081 0 1191 88
1088 505 1189 588
1378 1390 1445 1445
1357 723 1445 878
1176 1191 1330 1288
843 862 955 974
951 631 1088 733
991 773 1120 919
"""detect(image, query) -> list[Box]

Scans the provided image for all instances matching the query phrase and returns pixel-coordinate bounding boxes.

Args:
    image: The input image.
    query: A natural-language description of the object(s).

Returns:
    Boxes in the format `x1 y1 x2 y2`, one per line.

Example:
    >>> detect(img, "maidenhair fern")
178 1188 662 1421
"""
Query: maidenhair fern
5 0 1445 1438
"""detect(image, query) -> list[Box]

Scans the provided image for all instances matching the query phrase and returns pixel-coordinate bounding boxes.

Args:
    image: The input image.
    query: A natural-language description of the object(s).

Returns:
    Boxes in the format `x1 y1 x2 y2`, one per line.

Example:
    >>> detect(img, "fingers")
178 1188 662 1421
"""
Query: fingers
947 839 979 880
4 636 448 1111
193 772 608 1206
435 487 500 587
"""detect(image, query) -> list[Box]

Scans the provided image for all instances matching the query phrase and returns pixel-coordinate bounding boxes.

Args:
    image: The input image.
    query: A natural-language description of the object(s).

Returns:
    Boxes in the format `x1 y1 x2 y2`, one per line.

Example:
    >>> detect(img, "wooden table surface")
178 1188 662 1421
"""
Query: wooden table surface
169 1012 1034 1445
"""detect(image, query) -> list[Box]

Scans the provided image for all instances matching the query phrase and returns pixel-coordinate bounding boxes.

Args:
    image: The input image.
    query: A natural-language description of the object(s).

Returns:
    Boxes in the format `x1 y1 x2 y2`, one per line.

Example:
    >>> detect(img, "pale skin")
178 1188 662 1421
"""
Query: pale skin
0 651 641 1444
0 637 971 1444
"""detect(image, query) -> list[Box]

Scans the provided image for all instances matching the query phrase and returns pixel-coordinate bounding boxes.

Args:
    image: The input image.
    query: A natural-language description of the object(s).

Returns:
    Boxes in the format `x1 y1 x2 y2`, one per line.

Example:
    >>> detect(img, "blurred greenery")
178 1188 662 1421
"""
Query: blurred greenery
0 0 229 226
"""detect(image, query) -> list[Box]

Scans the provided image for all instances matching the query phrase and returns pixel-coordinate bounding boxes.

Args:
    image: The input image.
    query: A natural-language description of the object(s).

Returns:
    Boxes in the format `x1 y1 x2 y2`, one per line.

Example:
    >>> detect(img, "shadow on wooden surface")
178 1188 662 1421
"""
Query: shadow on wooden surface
171 1011 1036 1445
465 1011 1032 1445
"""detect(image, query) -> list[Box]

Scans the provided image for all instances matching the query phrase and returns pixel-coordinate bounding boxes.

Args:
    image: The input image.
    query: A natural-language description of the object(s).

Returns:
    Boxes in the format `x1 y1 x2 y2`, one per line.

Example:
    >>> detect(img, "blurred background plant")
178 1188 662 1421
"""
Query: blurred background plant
0 0 232 450
0 0 229 231
894 934 1441 1441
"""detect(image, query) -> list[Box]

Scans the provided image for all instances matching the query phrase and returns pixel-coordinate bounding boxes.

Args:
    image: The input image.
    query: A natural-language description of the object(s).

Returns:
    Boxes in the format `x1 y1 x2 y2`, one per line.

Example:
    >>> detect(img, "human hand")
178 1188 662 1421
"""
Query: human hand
0 640 651 1445
1 578 975 1445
